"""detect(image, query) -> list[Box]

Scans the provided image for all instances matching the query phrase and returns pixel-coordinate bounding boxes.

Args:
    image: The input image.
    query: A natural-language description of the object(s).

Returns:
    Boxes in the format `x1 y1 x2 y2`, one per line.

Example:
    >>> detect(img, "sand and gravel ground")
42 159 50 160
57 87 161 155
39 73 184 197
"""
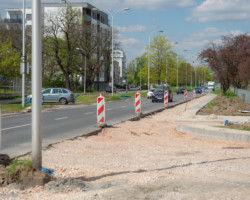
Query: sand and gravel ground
1 95 250 200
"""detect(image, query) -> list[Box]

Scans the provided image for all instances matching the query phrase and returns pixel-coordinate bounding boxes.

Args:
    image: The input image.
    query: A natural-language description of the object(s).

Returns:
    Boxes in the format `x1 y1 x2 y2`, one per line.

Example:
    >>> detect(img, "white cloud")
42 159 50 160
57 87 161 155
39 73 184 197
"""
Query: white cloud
123 0 195 10
187 0 250 22
174 27 244 63
116 25 147 33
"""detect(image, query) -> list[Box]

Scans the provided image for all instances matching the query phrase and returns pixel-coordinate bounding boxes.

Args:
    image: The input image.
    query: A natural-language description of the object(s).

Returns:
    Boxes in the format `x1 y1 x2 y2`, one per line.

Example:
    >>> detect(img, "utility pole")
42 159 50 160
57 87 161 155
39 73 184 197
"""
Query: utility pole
32 0 42 170
21 0 26 108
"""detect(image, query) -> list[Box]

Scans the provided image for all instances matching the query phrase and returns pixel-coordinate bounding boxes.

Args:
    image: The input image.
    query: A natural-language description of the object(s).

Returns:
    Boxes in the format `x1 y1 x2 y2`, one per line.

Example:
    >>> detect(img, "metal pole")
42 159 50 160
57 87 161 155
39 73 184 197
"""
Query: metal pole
111 14 114 96
139 62 141 91
84 54 86 94
32 0 42 170
186 62 187 89
177 56 178 88
22 0 26 108
191 67 192 89
148 36 150 91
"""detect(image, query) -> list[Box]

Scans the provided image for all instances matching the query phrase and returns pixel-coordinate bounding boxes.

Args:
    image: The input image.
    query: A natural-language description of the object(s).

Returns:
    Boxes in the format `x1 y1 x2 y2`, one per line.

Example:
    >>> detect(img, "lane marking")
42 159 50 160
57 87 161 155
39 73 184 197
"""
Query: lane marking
106 108 112 111
121 106 126 108
55 117 68 121
2 123 31 131
84 112 94 115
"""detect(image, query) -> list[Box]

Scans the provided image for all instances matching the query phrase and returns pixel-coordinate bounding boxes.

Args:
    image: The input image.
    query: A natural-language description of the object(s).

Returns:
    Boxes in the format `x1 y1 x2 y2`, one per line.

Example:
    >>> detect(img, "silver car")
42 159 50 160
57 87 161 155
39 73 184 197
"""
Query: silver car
26 88 75 105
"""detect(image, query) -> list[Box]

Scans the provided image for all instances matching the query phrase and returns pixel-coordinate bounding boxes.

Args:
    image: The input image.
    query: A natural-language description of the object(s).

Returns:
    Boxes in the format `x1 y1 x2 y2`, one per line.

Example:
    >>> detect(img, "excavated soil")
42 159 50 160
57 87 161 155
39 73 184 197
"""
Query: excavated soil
199 95 250 116
1 95 250 199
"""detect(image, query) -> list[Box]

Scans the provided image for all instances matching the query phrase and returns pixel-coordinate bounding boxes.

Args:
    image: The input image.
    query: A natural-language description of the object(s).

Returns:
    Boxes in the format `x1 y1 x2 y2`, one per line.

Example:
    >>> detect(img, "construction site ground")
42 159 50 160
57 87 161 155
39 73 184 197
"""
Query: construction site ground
0 94 250 200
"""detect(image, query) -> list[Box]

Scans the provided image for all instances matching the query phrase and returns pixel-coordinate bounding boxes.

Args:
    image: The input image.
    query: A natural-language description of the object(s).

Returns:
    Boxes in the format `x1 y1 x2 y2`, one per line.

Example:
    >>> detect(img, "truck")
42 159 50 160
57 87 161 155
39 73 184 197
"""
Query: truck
208 81 215 91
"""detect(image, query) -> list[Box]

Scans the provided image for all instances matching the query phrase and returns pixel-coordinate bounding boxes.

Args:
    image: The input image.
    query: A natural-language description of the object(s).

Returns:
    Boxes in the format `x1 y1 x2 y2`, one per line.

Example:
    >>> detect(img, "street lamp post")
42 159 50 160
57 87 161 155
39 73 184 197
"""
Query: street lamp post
21 0 26 108
148 30 163 91
184 50 188 89
99 8 130 96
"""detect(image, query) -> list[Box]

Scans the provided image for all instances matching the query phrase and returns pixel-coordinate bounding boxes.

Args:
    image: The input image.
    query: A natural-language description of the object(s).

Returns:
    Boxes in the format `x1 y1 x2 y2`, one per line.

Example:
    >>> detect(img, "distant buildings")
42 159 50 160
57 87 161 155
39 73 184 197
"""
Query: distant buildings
3 1 127 90
113 49 127 86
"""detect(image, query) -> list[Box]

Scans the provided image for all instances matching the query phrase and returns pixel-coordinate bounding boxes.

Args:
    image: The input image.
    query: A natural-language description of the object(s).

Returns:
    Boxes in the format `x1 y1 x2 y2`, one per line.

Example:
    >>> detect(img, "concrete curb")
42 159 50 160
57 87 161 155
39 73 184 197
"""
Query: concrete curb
176 93 250 143
177 124 250 143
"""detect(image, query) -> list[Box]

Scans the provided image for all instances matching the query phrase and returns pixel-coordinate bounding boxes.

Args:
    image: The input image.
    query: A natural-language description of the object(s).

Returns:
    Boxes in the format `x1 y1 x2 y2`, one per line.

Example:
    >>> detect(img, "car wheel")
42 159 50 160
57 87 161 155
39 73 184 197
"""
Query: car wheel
152 100 154 103
59 98 67 105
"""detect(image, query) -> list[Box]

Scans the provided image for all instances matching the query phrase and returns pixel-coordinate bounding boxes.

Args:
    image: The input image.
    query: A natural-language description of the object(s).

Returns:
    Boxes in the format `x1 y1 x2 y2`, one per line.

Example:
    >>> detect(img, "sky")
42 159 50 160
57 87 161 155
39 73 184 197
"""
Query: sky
1 0 250 65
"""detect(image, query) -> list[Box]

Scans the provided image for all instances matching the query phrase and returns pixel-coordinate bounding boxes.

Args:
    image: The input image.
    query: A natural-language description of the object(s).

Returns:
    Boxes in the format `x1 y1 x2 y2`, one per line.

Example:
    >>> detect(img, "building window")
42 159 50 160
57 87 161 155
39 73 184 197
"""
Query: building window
26 14 31 21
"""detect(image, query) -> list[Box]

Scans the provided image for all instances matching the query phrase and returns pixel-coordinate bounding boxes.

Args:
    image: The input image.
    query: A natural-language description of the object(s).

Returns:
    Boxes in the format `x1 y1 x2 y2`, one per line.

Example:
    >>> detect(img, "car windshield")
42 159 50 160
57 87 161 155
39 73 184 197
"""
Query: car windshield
155 89 164 93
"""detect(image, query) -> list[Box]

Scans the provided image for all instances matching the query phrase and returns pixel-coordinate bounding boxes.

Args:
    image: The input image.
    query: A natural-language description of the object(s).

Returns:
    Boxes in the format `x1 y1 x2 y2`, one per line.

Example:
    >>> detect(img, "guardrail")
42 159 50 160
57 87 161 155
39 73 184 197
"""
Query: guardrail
231 88 250 103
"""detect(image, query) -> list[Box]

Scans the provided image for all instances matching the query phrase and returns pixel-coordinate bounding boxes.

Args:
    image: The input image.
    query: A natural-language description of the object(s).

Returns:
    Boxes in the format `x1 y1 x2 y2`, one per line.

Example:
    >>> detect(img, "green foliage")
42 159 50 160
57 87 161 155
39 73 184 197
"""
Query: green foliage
7 159 32 174
212 88 238 98
0 36 21 78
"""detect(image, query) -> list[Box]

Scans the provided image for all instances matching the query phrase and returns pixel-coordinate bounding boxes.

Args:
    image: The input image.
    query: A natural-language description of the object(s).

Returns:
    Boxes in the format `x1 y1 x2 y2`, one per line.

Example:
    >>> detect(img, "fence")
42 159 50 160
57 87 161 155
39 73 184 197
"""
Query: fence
231 88 250 104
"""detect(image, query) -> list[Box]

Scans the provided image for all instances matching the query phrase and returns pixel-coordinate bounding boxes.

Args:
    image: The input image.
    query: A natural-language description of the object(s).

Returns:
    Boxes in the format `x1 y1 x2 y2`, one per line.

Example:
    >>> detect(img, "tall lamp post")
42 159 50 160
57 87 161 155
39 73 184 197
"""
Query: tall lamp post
94 8 130 96
184 49 188 88
21 0 27 108
148 30 163 91
173 42 178 88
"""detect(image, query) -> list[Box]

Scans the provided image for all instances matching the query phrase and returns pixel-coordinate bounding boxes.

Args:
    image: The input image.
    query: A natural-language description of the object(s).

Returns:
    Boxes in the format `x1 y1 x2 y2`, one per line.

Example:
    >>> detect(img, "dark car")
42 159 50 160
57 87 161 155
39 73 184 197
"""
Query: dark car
106 86 116 93
194 87 202 94
152 86 173 103
177 87 185 94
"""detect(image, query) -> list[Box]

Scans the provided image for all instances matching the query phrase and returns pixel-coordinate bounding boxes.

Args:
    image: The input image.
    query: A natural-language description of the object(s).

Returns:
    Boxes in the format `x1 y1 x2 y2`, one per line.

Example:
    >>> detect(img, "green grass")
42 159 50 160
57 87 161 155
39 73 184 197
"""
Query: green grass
0 91 148 114
212 88 238 98
7 159 32 174
205 102 218 109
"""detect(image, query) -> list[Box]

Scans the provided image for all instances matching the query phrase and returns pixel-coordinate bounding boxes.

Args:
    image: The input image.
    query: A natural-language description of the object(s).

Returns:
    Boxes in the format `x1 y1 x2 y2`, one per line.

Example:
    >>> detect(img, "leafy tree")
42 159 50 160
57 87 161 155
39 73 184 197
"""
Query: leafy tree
199 34 250 94
43 6 83 90
148 35 173 85
0 36 21 78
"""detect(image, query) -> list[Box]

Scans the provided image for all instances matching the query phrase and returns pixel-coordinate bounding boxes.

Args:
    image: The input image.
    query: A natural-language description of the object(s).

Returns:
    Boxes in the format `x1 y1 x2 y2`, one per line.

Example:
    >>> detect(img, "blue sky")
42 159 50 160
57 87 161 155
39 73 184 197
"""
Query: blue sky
1 0 250 65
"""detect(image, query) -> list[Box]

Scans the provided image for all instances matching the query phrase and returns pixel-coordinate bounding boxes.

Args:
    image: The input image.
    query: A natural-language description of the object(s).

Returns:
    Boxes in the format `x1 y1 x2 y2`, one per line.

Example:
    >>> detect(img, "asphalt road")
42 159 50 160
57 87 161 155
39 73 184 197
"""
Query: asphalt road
0 92 199 157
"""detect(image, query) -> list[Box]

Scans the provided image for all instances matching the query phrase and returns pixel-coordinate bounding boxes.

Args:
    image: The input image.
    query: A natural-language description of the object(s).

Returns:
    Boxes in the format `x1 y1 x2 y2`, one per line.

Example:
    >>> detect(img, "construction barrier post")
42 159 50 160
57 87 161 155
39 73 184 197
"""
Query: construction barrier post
184 90 188 101
135 92 141 116
97 94 105 125
193 89 196 99
202 88 204 95
164 91 168 108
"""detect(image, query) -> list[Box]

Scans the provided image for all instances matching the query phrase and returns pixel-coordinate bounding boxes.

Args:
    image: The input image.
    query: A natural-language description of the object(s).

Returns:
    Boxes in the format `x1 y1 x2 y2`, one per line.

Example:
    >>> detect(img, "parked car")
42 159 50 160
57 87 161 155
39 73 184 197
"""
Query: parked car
105 86 116 93
152 86 173 103
147 88 155 99
26 88 75 105
177 87 185 94
194 87 202 94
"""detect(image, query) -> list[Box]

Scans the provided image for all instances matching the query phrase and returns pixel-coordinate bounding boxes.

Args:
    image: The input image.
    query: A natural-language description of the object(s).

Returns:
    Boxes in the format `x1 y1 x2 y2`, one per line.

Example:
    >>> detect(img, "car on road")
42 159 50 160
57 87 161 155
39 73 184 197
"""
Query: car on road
151 86 173 103
176 87 185 94
26 88 75 105
147 88 155 99
106 86 116 93
194 87 202 94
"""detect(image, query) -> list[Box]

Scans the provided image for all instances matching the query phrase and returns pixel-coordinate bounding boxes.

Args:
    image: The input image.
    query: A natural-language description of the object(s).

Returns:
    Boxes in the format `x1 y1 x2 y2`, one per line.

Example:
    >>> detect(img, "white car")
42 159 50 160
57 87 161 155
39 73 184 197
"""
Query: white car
147 88 155 99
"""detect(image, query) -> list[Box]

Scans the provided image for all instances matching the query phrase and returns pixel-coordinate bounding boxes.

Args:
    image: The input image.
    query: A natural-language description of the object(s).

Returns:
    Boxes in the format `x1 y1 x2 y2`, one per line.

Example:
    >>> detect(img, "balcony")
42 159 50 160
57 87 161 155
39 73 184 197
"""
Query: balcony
4 18 22 24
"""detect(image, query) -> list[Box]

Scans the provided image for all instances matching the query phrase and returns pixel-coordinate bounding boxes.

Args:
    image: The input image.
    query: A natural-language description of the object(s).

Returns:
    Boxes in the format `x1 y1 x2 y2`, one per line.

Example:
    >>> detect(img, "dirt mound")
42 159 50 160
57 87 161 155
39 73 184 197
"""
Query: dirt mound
199 95 250 116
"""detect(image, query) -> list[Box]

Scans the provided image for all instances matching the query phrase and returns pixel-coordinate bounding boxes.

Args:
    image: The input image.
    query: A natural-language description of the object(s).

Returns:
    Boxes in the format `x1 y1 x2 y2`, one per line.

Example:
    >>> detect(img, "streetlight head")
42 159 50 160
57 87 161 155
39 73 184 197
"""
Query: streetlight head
159 30 164 33
123 8 130 11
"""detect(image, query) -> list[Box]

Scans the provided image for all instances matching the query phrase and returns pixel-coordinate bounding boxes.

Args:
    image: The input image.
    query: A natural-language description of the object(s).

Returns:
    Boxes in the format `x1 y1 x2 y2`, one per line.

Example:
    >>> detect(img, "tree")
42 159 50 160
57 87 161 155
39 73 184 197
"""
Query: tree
0 36 21 78
148 35 172 85
199 34 250 94
43 6 83 90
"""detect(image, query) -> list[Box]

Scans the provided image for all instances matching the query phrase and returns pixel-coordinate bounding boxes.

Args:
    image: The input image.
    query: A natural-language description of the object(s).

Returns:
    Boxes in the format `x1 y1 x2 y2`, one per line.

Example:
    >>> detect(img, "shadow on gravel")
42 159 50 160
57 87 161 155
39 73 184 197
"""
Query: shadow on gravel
81 156 250 182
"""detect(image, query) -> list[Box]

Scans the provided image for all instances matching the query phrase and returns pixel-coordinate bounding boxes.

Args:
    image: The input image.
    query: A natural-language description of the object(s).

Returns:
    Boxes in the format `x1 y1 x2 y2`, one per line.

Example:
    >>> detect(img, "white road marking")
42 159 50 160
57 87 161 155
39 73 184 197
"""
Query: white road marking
2 124 31 131
55 117 68 121
84 112 94 115
121 106 126 108
106 108 112 111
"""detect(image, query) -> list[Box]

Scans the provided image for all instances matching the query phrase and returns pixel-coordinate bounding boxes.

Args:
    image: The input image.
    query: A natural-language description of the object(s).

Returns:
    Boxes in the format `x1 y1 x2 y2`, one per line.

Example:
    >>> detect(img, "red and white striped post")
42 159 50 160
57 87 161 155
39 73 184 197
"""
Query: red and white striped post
164 90 168 108
135 92 141 115
97 94 105 124
193 89 196 99
184 90 188 101
202 88 205 95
